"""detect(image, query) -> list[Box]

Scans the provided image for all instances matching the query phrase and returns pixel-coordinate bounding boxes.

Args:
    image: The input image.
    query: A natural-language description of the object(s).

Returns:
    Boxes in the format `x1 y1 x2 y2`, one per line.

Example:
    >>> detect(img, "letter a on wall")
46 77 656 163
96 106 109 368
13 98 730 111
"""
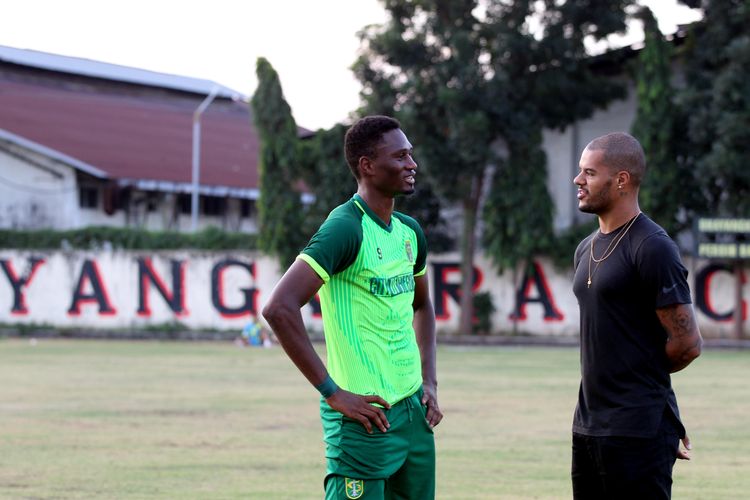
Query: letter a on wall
68 260 117 316
510 261 564 322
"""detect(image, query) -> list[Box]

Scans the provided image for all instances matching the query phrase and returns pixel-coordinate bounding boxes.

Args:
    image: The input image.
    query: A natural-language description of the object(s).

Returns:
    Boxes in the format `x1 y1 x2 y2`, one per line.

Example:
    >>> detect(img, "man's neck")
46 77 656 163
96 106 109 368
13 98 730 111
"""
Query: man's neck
598 203 641 234
356 187 395 225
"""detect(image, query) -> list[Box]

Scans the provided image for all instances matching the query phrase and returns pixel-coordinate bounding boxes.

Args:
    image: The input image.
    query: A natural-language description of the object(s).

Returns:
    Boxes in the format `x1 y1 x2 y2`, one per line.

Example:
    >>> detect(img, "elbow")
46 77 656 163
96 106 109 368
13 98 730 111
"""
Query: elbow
260 302 279 326
262 298 294 330
689 335 704 361
261 301 281 326
670 335 703 372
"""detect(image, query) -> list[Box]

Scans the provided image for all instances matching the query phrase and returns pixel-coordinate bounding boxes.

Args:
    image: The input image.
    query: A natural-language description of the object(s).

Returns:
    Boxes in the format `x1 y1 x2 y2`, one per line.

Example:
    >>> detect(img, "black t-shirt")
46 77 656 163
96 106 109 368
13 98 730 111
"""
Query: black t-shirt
572 214 691 438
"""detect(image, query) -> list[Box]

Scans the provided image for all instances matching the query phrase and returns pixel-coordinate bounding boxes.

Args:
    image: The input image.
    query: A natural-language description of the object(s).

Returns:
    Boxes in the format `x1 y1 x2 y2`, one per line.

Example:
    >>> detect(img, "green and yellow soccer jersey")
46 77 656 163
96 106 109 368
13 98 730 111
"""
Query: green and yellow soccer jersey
298 194 428 405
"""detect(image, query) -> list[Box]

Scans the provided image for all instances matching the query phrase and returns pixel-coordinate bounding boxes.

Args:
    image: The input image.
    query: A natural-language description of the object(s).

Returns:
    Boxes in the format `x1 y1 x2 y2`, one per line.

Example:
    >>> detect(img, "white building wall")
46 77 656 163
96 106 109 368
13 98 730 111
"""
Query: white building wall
0 148 79 229
77 192 258 233
0 249 744 338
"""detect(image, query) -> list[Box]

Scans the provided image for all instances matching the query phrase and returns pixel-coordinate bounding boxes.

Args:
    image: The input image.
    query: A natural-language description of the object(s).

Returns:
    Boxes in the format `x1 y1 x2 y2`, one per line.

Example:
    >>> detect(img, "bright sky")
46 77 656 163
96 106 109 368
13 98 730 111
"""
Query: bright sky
1 1 701 131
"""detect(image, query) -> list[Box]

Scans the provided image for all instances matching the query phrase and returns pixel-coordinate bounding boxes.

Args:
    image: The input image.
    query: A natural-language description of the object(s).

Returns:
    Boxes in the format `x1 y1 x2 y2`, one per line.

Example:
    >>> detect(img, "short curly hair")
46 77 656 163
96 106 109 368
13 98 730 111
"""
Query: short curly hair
344 115 401 179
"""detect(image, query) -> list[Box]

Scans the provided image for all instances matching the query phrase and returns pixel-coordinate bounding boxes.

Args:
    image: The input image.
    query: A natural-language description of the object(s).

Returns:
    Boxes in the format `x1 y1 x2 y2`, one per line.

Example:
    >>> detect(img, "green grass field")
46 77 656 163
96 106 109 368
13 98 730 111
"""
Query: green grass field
1 338 748 499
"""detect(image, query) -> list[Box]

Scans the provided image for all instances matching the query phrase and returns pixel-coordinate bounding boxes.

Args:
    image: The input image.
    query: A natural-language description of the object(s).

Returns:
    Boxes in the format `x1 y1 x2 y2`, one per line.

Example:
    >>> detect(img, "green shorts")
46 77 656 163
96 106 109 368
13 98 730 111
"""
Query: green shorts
321 388 435 499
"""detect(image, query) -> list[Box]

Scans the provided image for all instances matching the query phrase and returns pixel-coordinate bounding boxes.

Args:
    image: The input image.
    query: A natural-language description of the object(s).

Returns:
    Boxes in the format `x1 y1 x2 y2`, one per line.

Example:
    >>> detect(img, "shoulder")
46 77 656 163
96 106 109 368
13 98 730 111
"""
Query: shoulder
393 211 424 235
301 199 364 278
312 200 366 249
631 215 678 256
323 199 364 232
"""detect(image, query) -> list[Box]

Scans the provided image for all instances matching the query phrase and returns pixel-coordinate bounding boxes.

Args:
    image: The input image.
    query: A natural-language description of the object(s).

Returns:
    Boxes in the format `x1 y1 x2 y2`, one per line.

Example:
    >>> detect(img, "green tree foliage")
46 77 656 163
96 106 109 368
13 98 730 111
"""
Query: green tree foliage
630 6 694 236
395 179 455 253
251 58 306 267
296 124 355 233
679 0 750 216
483 131 555 270
353 0 503 334
481 0 634 269
354 0 633 334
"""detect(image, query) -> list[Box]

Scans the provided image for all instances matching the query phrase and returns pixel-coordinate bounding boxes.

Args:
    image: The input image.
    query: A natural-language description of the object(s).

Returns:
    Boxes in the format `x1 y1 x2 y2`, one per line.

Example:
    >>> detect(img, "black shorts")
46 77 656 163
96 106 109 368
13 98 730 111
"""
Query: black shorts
571 410 681 500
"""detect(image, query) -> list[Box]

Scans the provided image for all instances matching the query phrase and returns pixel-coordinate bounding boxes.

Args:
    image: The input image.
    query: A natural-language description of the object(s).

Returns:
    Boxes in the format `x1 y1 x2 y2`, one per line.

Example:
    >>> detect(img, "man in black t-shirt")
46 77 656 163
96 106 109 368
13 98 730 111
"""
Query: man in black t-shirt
571 132 703 499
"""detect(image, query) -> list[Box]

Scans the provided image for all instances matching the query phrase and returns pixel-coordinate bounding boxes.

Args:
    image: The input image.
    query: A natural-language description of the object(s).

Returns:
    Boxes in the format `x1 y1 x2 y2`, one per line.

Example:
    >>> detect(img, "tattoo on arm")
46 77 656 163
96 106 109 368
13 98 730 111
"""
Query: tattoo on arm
666 307 693 341
660 305 702 371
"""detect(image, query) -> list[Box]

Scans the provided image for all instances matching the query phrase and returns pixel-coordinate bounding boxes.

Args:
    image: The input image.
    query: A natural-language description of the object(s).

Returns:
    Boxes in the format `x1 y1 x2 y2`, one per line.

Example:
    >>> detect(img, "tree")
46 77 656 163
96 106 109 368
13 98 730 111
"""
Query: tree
354 0 633 335
677 0 750 339
251 58 306 268
353 0 502 335
679 0 750 216
296 124 355 233
630 7 695 236
395 179 455 253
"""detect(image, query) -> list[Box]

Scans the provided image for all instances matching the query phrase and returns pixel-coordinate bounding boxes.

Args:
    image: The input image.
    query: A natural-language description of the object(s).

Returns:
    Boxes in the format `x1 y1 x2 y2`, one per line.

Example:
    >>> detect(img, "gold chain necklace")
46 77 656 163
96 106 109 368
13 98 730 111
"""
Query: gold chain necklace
587 213 640 288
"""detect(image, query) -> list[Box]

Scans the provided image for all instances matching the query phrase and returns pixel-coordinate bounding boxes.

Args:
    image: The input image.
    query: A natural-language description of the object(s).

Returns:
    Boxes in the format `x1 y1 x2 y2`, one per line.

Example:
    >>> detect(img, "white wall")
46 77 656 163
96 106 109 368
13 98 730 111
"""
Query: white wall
0 148 79 229
77 192 258 233
0 249 745 338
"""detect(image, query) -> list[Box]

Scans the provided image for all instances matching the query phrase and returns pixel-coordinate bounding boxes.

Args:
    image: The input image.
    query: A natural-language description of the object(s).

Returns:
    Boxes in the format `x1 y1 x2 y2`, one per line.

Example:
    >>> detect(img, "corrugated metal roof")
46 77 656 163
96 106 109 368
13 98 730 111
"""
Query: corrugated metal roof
0 45 315 198
0 44 244 99
0 127 109 179
0 61 261 194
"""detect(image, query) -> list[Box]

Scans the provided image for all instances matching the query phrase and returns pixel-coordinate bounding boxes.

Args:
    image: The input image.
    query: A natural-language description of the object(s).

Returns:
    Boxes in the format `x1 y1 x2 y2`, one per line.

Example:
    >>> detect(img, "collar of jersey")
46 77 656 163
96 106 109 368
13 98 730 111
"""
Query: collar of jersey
352 194 393 232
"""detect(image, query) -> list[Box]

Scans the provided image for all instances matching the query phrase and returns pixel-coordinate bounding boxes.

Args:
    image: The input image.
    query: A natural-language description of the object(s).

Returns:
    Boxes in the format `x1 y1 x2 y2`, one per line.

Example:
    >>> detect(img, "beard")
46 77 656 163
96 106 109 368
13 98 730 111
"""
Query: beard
578 179 613 214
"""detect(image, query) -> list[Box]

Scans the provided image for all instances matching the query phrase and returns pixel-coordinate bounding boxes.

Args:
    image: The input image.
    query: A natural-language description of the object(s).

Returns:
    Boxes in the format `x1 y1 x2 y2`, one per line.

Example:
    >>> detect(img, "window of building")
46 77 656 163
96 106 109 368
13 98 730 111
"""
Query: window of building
202 196 226 216
240 199 255 218
178 194 192 215
79 186 99 209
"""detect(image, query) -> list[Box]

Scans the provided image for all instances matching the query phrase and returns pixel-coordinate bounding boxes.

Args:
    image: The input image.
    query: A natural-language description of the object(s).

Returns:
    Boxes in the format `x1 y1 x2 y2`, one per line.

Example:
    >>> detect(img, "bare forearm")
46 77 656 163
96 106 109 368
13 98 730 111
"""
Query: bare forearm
658 304 703 373
263 301 328 386
414 306 437 385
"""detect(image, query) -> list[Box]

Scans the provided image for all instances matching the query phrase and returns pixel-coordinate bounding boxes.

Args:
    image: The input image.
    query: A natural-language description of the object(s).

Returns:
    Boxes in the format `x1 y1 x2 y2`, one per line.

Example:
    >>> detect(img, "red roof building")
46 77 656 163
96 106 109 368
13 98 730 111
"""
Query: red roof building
0 45 307 232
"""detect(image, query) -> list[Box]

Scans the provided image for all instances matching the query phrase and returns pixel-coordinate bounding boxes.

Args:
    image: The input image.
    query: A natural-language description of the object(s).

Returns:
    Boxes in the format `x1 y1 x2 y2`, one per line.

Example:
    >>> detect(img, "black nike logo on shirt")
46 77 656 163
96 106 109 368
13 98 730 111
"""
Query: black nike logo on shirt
662 283 679 294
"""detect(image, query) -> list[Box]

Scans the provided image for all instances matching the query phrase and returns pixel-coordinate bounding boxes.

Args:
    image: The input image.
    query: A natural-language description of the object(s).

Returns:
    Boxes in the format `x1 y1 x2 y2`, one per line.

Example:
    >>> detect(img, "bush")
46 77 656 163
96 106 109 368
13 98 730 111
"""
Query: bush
472 291 496 335
0 226 257 251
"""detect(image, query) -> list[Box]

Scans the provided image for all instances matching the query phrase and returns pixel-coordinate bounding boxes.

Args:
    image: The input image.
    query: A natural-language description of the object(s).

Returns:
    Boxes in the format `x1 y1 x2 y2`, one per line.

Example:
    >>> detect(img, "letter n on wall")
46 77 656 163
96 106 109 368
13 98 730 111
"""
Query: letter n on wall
137 258 188 317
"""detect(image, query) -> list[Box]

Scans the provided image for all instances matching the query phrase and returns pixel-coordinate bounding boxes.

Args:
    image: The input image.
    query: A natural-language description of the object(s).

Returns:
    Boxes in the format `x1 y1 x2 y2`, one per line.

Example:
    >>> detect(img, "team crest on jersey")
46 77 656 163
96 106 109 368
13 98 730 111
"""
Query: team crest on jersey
405 240 414 263
345 477 364 499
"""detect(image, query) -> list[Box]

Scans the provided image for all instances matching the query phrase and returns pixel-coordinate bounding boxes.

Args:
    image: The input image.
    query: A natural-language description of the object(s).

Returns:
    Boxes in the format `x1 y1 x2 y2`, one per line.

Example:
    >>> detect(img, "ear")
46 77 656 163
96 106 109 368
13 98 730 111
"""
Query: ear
616 170 631 189
358 156 374 177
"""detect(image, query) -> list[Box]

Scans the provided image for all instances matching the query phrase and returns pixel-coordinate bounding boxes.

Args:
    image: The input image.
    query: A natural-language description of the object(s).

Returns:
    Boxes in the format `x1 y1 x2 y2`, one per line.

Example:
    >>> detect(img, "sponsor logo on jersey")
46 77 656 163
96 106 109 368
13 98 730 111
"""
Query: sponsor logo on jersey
369 273 415 297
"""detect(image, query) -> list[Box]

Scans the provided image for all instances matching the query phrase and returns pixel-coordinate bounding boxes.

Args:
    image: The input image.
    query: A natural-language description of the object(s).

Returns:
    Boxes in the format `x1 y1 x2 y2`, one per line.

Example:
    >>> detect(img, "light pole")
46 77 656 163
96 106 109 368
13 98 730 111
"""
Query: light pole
191 85 220 232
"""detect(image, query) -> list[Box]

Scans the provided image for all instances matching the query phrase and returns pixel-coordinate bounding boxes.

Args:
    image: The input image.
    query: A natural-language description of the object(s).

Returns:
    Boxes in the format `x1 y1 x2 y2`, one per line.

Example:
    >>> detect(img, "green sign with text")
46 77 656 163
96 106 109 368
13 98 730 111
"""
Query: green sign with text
694 218 750 260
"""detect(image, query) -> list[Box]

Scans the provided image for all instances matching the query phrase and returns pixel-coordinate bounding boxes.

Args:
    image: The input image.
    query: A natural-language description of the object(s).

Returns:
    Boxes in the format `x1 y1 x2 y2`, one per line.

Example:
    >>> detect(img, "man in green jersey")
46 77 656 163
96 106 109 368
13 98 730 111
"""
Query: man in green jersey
263 115 442 499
